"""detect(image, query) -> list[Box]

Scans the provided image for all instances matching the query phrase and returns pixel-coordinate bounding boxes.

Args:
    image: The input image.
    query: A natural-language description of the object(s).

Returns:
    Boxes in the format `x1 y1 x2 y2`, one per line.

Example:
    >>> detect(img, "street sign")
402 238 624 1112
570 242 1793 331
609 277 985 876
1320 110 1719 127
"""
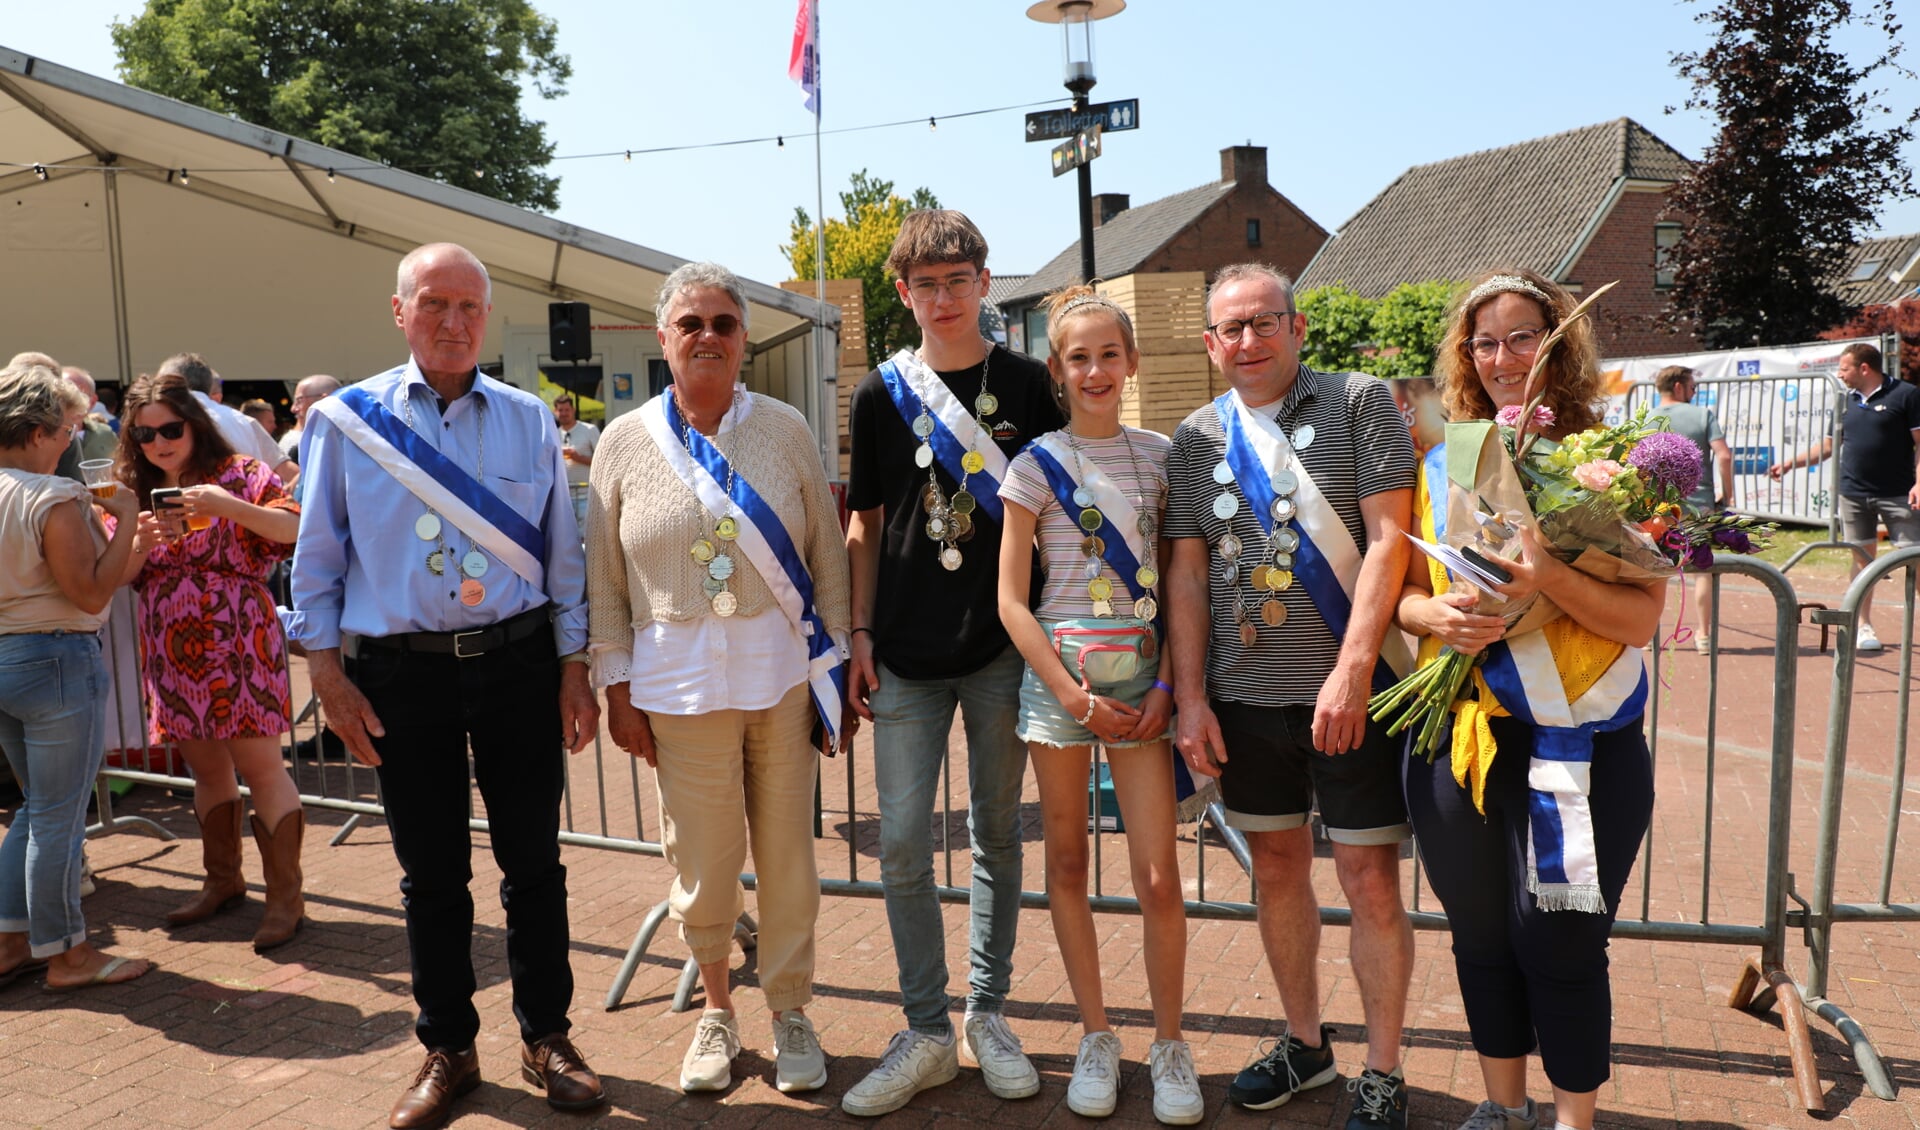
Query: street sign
1026 99 1139 143
1051 123 1103 177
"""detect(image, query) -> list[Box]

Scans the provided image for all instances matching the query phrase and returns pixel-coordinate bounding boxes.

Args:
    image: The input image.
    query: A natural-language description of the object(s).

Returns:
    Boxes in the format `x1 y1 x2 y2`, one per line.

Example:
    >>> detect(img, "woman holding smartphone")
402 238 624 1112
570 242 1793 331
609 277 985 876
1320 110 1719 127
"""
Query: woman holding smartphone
116 374 305 951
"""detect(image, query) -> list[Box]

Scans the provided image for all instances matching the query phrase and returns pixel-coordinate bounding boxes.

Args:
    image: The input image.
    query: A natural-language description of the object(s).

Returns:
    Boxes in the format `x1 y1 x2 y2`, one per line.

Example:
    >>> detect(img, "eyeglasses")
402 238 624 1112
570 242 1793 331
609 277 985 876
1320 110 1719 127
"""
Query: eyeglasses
906 274 980 302
130 420 189 445
1207 310 1295 343
1467 328 1544 362
669 314 742 338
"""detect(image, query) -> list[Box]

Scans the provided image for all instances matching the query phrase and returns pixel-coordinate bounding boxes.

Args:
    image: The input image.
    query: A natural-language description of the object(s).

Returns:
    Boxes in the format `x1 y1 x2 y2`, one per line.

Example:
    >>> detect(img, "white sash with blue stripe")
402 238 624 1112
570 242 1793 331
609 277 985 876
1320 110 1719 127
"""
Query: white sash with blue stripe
638 388 848 747
878 349 1008 525
1026 431 1150 600
310 387 546 589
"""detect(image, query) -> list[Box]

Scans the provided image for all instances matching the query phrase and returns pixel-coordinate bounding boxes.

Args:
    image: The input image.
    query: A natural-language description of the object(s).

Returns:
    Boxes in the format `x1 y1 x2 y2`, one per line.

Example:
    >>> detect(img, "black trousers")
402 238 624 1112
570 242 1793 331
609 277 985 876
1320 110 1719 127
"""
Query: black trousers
1404 715 1654 1093
351 627 571 1051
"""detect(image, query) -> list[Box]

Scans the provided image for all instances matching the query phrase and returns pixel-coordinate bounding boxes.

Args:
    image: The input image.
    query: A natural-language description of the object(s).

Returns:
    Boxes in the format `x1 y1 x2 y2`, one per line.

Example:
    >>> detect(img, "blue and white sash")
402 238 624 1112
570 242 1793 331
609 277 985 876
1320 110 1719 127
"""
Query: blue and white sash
639 388 848 747
878 348 1007 525
312 386 546 588
1426 443 1648 913
1214 390 1412 689
1025 431 1149 602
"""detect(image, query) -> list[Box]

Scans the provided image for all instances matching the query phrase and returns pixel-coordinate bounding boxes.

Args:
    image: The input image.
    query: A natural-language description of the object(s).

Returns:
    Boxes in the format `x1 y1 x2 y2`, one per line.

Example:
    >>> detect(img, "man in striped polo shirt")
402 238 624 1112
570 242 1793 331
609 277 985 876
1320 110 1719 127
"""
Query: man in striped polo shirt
1164 263 1417 1128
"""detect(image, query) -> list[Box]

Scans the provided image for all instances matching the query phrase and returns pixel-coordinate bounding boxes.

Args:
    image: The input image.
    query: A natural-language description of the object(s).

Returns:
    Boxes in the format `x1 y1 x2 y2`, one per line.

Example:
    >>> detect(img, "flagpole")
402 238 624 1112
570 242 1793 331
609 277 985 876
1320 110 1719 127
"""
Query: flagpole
809 2 832 475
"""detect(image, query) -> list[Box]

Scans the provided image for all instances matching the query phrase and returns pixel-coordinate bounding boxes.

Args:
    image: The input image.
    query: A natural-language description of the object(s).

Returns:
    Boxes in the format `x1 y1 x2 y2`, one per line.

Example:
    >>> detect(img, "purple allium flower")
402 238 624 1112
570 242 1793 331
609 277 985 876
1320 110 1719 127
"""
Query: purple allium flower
1628 431 1703 497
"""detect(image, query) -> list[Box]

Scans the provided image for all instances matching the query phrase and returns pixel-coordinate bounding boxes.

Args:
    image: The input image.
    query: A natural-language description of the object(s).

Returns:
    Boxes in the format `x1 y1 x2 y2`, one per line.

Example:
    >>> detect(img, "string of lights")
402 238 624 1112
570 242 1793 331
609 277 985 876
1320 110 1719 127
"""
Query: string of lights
3 97 1070 182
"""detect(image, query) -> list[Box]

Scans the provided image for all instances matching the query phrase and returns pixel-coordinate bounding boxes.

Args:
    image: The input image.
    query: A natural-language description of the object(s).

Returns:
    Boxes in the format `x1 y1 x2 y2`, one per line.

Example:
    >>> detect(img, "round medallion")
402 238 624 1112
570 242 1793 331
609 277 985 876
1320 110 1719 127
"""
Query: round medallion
690 538 716 563
975 392 999 416
1212 493 1240 521
1079 507 1104 532
1082 535 1106 557
708 555 735 581
712 591 739 617
414 513 442 541
915 443 935 469
703 575 726 594
923 484 945 511
951 513 974 539
1273 469 1299 496
1135 565 1159 589
961 450 986 475
426 550 445 576
1088 576 1113 601
1251 565 1273 590
926 515 950 540
1091 598 1114 617
1219 533 1243 559
1268 569 1295 592
1272 551 1294 569
1294 424 1316 450
912 413 936 438
1134 595 1159 620
1072 486 1095 508
950 490 977 516
715 516 740 541
1261 598 1288 627
1271 497 1296 522
1212 460 1235 485
461 551 489 579
940 546 964 571
1273 528 1301 553
1083 556 1104 580
1140 631 1158 660
1222 563 1241 586
1238 621 1259 649
459 578 486 607
1136 513 1156 538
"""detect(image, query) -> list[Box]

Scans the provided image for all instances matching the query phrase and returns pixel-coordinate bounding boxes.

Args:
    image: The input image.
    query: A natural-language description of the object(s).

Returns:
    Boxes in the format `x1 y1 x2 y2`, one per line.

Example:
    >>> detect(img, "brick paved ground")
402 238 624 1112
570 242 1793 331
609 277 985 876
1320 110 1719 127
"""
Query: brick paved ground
1 575 1915 1128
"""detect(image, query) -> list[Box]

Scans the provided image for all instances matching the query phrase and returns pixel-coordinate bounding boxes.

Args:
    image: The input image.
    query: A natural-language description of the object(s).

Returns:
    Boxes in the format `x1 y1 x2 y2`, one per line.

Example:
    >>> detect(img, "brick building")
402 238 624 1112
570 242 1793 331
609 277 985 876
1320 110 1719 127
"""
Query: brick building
998 144 1326 355
1297 118 1699 358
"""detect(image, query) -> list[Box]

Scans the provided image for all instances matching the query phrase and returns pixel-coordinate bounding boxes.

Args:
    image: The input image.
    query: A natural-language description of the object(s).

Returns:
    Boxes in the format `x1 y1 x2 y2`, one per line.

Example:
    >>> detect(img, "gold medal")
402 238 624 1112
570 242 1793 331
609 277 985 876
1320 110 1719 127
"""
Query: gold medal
950 490 976 515
1088 576 1113 601
1238 621 1258 648
715 516 739 540
690 538 716 563
961 450 986 475
1079 508 1104 532
975 392 998 416
1082 535 1106 557
712 591 739 617
1261 598 1288 627
459 578 486 606
1251 565 1272 590
1268 569 1295 592
1134 565 1159 589
923 484 945 512
950 512 974 539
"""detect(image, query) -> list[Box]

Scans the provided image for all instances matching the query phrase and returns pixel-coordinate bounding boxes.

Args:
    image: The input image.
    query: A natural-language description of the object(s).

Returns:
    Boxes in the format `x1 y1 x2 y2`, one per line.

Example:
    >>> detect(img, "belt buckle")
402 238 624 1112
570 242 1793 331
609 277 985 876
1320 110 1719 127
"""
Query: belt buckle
452 629 486 659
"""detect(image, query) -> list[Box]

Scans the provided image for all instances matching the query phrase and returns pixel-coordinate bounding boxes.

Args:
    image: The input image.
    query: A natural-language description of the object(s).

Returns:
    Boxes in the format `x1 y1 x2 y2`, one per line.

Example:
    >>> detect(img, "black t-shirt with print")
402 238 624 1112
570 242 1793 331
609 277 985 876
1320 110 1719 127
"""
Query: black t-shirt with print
847 345 1064 680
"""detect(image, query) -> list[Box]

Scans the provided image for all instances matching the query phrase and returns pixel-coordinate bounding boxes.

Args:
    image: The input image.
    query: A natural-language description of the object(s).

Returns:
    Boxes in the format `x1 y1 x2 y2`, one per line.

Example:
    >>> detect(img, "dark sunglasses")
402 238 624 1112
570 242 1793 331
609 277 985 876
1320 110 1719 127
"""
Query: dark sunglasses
669 314 742 338
130 420 189 444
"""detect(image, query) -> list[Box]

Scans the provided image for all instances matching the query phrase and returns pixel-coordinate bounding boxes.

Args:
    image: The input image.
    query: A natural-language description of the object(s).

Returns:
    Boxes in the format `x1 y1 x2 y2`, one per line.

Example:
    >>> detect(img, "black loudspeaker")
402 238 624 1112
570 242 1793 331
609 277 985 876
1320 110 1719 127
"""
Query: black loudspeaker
548 301 593 361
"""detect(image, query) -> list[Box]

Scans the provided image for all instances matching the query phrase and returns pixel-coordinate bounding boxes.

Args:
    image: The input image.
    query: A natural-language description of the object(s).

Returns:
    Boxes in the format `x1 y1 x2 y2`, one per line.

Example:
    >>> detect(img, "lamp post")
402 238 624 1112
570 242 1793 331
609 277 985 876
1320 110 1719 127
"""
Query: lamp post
1027 0 1125 284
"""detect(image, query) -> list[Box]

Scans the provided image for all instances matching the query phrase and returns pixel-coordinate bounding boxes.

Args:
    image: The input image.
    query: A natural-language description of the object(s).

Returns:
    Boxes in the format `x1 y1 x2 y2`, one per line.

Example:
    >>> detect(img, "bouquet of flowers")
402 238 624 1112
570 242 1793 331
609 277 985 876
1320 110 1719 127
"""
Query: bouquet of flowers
1369 284 1774 760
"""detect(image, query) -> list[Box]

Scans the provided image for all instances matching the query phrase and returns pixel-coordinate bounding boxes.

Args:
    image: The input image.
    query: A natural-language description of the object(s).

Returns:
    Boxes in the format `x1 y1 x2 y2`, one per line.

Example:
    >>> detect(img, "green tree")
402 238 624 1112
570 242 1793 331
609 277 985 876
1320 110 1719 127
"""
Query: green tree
1664 0 1916 346
1370 279 1456 377
786 170 939 371
112 0 571 211
1296 283 1375 374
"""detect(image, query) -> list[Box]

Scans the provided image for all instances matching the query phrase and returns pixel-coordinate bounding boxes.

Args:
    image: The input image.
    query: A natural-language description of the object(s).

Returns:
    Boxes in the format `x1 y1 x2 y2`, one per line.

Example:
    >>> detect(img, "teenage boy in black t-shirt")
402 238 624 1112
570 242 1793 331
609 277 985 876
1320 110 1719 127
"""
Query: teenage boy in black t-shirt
840 211 1061 1117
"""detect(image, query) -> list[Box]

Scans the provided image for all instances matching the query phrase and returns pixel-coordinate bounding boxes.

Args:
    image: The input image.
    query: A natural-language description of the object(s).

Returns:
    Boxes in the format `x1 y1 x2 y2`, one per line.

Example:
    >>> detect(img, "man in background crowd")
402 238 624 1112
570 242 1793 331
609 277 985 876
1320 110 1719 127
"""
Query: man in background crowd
281 374 342 462
155 352 299 485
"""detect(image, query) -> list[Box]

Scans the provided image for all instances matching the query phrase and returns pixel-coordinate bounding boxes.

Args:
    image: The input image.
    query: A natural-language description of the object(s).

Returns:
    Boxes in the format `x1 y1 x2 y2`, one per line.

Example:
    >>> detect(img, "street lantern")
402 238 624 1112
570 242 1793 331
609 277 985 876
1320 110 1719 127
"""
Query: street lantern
1026 0 1125 283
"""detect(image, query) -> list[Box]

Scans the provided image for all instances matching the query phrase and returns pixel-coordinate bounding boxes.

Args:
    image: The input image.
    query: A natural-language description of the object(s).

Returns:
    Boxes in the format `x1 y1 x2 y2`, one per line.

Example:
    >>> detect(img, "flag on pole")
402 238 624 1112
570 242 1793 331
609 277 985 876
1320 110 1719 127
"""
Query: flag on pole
788 0 820 117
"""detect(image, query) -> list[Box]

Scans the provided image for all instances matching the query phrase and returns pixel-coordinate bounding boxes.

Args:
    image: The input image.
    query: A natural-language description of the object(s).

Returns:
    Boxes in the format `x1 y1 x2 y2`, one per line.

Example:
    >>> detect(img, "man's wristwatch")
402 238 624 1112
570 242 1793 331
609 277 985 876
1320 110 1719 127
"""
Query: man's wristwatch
559 651 591 667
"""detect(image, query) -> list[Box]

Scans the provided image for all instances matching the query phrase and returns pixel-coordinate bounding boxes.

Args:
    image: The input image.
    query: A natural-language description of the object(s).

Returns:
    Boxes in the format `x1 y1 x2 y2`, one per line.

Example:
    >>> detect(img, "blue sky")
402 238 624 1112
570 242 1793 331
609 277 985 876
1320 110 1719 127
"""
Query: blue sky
10 0 1919 289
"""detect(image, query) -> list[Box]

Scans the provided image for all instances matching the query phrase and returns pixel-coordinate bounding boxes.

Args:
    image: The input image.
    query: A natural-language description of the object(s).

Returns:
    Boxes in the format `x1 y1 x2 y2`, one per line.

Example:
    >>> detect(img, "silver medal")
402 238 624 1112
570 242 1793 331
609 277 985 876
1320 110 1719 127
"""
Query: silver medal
1270 496 1296 522
1273 528 1301 553
1083 557 1104 580
1211 460 1235 485
1294 424 1316 450
1133 595 1158 620
414 513 442 540
912 413 936 438
1273 469 1299 496
914 443 934 468
1223 562 1241 586
703 575 726 594
1272 551 1294 569
461 551 488 579
708 555 735 581
1219 533 1243 559
1213 493 1240 521
1072 486 1094 508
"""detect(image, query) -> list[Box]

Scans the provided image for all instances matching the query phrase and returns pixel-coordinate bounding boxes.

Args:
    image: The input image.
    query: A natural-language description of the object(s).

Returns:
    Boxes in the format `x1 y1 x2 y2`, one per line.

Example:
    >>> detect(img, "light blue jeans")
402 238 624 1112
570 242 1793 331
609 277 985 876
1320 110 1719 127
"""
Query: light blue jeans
0 632 107 958
869 645 1030 1036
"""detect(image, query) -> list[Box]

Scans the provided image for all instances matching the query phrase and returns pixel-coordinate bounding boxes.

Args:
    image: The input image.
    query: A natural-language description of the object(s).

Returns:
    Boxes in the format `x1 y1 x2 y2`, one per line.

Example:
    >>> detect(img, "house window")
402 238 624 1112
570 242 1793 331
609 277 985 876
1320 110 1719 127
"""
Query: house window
1654 223 1682 289
1246 218 1262 247
1849 258 1887 283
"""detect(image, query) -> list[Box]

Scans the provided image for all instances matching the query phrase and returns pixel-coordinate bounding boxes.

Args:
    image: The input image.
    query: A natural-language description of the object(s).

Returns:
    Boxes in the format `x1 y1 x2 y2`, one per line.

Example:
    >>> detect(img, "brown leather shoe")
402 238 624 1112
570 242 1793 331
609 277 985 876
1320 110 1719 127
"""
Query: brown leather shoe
521 1033 606 1111
389 1046 480 1129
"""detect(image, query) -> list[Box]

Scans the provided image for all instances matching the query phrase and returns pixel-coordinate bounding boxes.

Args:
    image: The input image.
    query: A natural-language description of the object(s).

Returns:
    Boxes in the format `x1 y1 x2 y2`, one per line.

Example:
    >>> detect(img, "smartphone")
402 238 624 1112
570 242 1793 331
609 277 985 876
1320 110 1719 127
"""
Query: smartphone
149 487 186 536
1460 545 1514 585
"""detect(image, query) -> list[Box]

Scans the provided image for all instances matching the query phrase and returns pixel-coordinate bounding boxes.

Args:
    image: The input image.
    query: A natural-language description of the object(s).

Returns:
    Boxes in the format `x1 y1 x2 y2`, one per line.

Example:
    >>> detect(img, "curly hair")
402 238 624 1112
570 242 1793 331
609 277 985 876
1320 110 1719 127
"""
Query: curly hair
116 373 236 506
1436 267 1603 433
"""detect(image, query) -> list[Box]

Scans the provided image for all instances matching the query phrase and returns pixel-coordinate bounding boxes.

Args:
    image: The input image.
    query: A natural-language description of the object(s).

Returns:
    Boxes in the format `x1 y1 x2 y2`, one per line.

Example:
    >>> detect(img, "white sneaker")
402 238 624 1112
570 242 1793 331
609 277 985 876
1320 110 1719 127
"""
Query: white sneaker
963 1010 1040 1099
679 1008 740 1093
78 851 96 898
1858 621 1885 652
1149 1039 1204 1125
772 1009 827 1093
1067 1031 1124 1118
840 1028 959 1117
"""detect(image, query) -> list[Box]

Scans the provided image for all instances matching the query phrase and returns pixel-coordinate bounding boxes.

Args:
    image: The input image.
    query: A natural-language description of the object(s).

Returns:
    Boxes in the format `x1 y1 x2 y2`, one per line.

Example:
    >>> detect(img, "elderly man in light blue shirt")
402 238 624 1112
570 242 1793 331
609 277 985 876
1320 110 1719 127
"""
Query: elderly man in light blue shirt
288 241 605 1129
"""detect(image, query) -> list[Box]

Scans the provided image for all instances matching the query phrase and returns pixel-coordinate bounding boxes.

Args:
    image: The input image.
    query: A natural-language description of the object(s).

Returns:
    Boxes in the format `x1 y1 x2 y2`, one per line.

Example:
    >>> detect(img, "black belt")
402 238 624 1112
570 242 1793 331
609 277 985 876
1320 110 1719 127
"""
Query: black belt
360 606 551 660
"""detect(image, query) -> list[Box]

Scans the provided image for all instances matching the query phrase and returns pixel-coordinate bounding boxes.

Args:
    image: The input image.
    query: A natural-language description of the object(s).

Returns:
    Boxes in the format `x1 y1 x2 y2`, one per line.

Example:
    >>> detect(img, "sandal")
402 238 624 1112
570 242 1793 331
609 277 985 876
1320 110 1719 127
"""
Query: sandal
43 955 152 993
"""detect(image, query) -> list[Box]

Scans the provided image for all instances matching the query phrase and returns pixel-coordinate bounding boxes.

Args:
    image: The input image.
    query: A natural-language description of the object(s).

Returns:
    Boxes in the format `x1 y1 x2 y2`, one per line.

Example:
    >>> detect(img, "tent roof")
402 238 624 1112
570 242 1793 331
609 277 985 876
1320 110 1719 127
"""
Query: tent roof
0 46 833 343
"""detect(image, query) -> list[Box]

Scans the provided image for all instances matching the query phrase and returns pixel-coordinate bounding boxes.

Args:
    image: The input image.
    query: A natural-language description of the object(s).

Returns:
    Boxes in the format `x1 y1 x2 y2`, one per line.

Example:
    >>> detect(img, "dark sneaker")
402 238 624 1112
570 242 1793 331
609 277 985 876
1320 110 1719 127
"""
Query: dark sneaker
1345 1065 1408 1129
1226 1023 1337 1111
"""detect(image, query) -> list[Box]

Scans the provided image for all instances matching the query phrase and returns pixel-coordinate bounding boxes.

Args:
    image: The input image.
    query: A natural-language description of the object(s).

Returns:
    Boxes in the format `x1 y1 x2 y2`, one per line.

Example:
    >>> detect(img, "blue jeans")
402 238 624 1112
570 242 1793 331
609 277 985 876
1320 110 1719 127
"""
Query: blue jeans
0 633 107 958
869 645 1029 1035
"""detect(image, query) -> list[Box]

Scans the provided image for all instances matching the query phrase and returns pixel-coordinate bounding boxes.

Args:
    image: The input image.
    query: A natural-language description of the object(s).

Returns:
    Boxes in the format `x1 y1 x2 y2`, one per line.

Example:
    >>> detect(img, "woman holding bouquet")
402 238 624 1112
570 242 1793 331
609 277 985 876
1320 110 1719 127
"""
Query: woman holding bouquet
1394 268 1662 1130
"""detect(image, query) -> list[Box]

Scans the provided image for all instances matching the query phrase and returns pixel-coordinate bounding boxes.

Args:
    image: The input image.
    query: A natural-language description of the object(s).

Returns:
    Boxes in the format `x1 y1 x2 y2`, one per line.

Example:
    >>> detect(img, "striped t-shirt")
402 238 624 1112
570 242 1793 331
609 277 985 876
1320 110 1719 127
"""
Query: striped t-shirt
1164 367 1415 706
1000 427 1172 620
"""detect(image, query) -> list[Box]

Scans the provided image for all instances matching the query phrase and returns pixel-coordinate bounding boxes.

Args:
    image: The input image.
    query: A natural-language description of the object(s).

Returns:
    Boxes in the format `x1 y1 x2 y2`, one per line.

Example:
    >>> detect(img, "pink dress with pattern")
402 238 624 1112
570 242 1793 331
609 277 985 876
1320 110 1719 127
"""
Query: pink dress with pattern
133 455 298 742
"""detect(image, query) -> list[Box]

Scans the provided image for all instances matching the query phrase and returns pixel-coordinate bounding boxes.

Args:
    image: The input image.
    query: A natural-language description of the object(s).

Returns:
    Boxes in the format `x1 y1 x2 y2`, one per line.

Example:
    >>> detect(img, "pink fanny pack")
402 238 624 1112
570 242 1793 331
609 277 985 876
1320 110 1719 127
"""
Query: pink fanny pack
1051 617 1157 687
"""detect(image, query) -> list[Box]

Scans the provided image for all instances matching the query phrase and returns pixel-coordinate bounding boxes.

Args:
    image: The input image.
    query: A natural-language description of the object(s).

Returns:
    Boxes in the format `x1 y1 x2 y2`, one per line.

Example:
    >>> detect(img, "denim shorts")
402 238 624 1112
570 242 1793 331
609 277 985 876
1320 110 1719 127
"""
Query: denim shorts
1016 645 1171 749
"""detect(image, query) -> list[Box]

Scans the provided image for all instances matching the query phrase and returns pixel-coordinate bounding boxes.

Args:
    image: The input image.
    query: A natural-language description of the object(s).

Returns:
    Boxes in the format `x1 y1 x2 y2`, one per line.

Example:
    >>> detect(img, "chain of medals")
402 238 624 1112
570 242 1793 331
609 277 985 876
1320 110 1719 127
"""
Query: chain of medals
406 392 492 607
1212 419 1316 648
911 342 995 572
685 390 745 618
1062 429 1161 638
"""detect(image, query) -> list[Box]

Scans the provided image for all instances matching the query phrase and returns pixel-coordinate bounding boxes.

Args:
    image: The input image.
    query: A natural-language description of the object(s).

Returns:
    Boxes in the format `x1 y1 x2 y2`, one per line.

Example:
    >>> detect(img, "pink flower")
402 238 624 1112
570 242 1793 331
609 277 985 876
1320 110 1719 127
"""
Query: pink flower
1494 404 1557 429
1572 459 1625 492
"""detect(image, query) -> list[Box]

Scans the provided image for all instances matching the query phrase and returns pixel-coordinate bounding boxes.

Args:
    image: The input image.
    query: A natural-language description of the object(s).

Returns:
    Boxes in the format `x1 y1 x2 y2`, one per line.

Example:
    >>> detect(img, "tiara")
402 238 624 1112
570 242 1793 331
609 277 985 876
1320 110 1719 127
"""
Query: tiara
1465 274 1551 308
1060 292 1120 313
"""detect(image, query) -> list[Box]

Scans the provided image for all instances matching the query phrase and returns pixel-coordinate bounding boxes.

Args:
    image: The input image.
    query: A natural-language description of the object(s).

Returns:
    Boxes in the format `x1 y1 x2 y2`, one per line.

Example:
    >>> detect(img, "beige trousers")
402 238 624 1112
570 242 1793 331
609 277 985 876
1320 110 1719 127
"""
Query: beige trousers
647 681 819 1012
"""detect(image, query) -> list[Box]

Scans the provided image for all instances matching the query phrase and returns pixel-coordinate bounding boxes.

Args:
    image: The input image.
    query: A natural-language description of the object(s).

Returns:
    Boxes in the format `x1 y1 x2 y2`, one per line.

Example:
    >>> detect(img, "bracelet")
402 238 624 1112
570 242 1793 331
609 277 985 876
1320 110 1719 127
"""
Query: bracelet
1152 678 1174 696
850 627 874 637
1075 691 1099 726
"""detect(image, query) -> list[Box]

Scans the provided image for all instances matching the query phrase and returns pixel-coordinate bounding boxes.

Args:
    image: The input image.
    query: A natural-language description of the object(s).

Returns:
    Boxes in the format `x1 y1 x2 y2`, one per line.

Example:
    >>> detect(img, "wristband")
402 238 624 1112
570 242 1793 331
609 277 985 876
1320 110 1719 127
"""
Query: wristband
1075 691 1099 726
1152 679 1174 696
850 627 874 637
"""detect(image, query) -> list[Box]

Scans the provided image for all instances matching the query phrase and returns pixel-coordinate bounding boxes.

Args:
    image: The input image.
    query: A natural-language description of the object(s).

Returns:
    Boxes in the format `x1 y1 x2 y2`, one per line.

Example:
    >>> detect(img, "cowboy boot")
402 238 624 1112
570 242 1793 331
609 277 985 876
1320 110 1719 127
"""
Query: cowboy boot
165 799 247 925
249 809 306 952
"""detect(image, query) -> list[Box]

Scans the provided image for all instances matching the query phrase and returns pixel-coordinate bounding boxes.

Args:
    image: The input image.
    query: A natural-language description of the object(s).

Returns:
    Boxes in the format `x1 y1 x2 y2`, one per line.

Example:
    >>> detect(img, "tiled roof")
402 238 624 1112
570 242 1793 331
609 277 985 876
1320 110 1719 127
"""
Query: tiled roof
998 180 1235 305
985 273 1031 307
1827 233 1920 308
1297 118 1692 298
